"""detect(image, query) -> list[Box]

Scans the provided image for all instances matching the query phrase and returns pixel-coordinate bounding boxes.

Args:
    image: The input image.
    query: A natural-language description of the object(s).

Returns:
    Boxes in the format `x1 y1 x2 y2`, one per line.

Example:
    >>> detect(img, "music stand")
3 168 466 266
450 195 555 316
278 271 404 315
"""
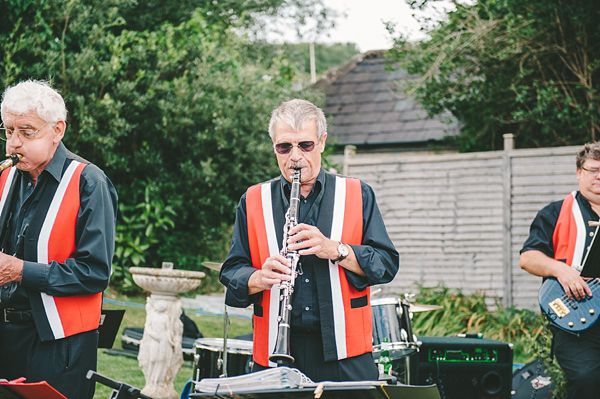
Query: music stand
0 379 67 399
189 383 441 399
222 294 230 377
190 367 441 399
86 371 152 399
98 309 126 349
201 261 230 377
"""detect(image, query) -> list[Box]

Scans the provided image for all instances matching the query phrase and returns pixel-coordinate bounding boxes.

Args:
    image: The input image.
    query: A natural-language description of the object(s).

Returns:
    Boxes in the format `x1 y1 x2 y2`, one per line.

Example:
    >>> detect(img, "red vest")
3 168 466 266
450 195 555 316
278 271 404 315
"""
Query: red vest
0 160 102 341
246 175 373 367
552 191 586 271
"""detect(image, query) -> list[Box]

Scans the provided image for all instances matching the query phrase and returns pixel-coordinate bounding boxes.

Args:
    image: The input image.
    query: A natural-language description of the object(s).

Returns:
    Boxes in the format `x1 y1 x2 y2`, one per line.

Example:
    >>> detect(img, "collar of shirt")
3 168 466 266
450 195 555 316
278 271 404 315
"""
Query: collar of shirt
578 191 599 218
17 141 67 184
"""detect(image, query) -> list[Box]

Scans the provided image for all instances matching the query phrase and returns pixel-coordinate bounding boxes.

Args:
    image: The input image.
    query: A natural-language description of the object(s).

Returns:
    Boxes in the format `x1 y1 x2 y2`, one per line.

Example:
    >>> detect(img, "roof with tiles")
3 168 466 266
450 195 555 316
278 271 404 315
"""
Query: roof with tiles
315 50 459 149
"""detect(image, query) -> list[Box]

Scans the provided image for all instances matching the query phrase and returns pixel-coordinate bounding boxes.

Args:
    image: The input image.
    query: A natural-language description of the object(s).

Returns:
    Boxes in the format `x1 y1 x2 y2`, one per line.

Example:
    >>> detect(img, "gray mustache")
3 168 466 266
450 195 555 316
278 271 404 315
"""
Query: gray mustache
287 162 306 169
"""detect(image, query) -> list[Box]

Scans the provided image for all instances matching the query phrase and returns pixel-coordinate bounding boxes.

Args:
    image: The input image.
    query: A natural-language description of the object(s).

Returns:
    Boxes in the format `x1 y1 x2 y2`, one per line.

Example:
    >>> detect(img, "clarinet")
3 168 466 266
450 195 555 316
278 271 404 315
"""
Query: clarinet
269 168 301 364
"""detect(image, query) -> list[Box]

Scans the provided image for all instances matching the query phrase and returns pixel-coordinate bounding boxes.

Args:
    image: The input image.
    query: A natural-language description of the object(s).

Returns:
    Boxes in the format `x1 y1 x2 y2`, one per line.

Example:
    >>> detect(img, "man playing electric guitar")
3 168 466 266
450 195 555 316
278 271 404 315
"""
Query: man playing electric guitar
520 141 600 399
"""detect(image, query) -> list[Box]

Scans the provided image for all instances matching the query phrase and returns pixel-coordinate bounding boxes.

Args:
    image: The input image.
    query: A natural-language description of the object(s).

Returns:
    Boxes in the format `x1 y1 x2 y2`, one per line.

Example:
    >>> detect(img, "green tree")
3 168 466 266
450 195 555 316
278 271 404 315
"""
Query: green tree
388 0 600 151
0 0 326 288
244 41 360 82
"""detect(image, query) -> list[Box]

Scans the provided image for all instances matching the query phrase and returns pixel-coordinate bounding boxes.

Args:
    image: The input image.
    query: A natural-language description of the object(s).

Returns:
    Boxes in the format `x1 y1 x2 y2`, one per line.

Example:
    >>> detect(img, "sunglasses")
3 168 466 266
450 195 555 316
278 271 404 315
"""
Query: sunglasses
274 141 316 155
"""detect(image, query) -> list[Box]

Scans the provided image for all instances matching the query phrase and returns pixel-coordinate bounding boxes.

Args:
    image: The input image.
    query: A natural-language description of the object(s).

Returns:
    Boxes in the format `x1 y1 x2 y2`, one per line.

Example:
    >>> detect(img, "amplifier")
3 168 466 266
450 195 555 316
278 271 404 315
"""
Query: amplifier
416 336 513 399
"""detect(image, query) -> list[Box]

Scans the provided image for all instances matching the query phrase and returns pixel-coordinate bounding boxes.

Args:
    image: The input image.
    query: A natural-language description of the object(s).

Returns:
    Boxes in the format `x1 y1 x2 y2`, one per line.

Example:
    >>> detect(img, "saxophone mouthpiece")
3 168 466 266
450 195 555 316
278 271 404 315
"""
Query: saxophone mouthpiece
0 153 22 172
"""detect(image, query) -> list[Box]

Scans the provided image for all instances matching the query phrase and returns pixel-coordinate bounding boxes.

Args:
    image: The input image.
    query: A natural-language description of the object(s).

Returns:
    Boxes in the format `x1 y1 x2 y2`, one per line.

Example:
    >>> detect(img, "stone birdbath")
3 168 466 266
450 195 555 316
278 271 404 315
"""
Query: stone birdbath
130 262 205 399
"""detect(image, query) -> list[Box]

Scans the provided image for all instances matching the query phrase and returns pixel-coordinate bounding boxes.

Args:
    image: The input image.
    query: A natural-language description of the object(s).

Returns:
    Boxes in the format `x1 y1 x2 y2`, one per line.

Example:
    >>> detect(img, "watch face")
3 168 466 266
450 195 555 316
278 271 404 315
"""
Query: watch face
339 244 349 257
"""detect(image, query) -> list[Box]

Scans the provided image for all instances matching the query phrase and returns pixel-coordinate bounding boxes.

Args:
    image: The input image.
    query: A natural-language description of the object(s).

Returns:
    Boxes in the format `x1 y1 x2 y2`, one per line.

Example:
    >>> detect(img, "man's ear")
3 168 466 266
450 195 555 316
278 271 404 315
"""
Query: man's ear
319 132 328 152
52 120 66 143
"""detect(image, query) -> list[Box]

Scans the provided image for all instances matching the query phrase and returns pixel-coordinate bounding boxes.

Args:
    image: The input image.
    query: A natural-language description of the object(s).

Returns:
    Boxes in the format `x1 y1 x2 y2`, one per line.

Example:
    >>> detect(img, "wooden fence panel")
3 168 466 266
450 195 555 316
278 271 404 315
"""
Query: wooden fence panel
344 145 580 309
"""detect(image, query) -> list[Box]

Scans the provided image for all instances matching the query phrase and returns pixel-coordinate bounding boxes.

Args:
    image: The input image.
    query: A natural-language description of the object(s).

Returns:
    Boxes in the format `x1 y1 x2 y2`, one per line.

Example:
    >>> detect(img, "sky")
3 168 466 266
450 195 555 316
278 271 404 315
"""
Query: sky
263 0 453 53
319 0 424 52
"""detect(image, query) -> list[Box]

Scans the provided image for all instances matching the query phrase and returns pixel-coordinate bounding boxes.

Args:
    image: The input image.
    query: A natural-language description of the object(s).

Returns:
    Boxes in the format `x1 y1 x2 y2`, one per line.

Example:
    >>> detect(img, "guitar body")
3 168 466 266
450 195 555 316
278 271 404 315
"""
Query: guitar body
538 277 600 333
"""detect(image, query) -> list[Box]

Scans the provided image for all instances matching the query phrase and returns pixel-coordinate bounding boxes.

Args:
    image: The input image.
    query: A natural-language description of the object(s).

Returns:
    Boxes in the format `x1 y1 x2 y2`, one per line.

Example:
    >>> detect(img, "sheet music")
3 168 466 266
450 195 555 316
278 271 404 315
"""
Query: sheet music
193 367 386 395
194 367 311 393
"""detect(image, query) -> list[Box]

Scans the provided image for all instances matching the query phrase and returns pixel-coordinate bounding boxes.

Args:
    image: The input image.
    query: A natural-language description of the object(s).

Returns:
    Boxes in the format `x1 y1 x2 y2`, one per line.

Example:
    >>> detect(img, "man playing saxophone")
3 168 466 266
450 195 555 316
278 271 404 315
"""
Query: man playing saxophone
0 80 117 399
219 99 399 382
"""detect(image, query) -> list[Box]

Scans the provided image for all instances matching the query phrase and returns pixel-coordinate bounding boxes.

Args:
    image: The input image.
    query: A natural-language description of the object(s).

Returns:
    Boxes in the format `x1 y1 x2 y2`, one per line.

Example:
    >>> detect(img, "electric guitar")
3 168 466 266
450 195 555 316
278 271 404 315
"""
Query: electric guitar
539 277 600 333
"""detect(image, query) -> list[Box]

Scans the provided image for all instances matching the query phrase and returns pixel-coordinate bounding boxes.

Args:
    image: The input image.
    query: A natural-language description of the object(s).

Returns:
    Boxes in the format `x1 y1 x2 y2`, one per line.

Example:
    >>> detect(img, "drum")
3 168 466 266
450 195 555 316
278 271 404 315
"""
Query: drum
192 338 253 381
371 297 419 358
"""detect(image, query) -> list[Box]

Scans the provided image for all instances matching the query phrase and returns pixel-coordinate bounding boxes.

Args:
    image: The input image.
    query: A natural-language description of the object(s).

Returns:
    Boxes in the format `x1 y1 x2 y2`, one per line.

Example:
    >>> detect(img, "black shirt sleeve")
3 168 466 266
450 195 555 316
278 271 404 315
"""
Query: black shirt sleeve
344 181 399 290
520 200 563 258
219 193 263 308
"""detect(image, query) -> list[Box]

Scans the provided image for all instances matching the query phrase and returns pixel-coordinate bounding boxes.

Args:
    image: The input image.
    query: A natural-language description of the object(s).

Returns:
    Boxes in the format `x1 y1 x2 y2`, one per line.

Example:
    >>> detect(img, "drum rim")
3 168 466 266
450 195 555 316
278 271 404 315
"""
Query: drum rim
193 337 253 354
370 297 401 306
373 342 420 351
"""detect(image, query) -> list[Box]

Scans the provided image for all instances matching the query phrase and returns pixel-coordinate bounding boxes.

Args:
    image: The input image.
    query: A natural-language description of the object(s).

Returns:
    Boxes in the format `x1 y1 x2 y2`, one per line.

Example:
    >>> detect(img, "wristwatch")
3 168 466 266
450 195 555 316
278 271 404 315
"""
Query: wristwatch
333 242 350 263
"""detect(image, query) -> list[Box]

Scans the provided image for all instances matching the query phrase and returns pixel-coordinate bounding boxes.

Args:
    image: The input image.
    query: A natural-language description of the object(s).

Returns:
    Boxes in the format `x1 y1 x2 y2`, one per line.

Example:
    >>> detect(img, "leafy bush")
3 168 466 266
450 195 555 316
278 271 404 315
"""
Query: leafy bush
112 185 176 293
411 283 542 362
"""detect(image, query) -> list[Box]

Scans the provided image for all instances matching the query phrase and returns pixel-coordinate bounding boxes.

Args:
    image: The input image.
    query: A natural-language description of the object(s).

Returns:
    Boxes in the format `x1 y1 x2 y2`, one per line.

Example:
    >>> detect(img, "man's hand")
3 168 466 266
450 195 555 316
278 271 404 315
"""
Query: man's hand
520 250 592 301
286 223 365 276
248 254 292 295
0 253 24 285
286 223 338 260
556 266 593 301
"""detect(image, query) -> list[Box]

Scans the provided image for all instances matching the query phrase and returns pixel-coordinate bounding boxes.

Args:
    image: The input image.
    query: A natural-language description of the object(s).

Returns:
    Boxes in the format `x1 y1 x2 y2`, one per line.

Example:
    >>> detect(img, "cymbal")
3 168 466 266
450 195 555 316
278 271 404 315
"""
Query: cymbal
201 261 223 272
410 303 443 313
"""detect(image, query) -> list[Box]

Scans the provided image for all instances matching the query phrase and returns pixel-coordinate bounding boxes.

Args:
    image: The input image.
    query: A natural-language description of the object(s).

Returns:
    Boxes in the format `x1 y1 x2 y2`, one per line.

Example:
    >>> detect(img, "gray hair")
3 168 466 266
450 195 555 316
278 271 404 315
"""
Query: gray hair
268 99 326 141
1 80 67 125
576 141 600 169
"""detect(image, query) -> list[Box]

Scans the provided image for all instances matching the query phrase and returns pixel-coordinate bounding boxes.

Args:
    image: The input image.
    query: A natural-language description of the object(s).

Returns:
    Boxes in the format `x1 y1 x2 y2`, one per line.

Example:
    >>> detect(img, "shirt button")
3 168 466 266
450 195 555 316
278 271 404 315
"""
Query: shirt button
305 278 309 283
304 307 310 311
27 182 31 187
590 232 595 237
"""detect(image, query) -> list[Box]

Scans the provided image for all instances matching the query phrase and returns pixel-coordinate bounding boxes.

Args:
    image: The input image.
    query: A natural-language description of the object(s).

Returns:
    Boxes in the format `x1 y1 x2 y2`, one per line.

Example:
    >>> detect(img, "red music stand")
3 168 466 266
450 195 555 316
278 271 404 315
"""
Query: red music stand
0 378 66 399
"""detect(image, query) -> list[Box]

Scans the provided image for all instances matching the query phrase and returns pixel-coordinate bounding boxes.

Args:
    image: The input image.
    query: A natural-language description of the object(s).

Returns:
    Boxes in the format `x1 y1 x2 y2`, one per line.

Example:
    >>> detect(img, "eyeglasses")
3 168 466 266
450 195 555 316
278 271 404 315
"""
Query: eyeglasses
581 166 600 176
0 122 49 141
274 141 316 155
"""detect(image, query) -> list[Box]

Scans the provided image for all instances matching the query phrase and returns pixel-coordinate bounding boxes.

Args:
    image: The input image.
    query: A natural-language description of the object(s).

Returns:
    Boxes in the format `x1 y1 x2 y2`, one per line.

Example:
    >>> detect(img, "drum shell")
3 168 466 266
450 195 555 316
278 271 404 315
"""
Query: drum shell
371 297 418 357
192 338 253 381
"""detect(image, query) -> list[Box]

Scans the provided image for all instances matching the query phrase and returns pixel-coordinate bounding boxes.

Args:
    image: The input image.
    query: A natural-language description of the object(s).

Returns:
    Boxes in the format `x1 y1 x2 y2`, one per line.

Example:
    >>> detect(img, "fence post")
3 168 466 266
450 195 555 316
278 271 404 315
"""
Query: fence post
502 134 514 307
343 145 357 176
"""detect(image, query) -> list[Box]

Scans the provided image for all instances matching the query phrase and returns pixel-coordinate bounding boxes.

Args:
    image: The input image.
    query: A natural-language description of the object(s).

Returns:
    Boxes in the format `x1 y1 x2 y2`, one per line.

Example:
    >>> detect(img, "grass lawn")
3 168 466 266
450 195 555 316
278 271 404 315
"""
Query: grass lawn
93 291 252 399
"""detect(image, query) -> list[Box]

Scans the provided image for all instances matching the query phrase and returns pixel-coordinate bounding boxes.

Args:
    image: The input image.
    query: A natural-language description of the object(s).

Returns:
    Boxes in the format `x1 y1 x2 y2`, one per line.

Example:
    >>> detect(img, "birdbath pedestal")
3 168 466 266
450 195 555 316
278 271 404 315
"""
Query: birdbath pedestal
130 262 205 399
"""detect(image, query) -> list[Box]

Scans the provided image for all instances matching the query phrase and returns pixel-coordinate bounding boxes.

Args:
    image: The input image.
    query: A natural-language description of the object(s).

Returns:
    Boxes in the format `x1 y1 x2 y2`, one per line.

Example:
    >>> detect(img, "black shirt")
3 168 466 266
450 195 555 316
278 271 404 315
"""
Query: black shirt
521 191 598 266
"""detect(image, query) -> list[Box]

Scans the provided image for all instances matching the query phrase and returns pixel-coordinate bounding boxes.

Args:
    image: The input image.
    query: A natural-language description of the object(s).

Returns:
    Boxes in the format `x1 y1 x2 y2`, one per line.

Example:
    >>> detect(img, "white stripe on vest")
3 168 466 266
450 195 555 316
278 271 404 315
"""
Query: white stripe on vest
260 182 280 367
329 176 347 360
37 160 82 340
569 191 587 272
0 167 17 212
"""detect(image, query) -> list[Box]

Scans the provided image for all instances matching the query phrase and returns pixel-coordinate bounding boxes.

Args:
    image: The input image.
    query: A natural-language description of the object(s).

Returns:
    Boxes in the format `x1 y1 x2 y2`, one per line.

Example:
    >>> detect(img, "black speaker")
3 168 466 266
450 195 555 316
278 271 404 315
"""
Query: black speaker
416 336 513 399
511 358 555 399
